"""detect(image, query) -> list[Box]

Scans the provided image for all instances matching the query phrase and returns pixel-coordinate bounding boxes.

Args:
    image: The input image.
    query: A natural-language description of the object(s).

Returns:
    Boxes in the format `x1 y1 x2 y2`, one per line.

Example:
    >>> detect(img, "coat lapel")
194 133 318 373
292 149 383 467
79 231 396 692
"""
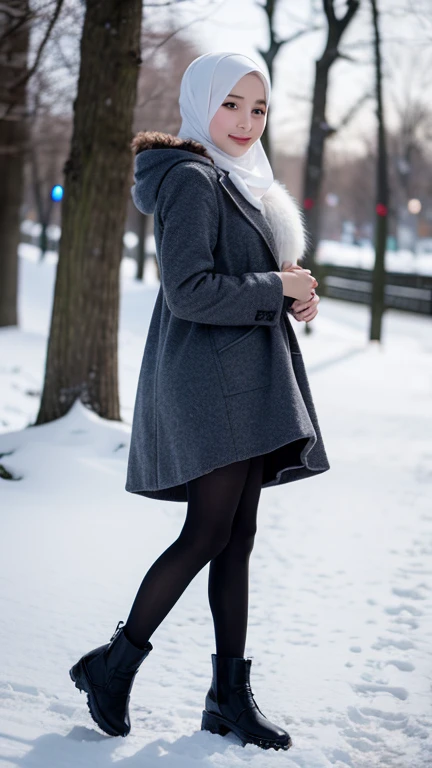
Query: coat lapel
216 171 281 272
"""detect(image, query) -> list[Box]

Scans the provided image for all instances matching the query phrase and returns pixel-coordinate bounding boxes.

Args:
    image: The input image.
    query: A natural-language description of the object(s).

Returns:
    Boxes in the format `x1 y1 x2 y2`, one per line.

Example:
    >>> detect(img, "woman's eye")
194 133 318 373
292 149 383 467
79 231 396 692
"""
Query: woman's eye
222 102 266 116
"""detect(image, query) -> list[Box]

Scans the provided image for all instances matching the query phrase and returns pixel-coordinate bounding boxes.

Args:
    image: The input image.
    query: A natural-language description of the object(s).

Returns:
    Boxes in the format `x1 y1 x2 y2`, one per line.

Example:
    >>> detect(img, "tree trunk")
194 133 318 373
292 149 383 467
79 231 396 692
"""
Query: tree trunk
259 54 273 168
303 2 360 267
302 60 331 270
301 0 359 335
39 218 51 260
0 1 30 328
30 150 54 260
136 211 148 281
36 0 142 424
369 0 388 342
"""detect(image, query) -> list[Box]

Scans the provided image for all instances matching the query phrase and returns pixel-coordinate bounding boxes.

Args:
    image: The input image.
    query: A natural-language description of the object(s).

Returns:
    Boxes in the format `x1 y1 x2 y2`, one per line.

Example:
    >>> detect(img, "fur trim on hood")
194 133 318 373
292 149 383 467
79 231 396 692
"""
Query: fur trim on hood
131 130 215 163
131 130 307 268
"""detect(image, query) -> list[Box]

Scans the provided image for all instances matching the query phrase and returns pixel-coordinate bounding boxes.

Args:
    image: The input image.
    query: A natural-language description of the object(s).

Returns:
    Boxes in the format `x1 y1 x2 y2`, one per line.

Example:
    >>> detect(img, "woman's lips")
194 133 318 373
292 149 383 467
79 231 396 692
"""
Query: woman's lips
229 135 251 144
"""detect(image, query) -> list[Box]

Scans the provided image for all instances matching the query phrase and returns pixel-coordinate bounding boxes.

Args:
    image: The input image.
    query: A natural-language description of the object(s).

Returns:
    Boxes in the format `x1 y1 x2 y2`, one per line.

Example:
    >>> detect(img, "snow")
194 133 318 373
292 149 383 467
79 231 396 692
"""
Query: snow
0 244 431 767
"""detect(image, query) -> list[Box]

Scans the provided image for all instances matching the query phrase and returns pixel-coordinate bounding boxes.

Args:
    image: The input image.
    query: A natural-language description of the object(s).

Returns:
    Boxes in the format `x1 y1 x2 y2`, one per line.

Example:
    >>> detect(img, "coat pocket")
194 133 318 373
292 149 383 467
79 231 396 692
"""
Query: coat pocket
210 325 272 396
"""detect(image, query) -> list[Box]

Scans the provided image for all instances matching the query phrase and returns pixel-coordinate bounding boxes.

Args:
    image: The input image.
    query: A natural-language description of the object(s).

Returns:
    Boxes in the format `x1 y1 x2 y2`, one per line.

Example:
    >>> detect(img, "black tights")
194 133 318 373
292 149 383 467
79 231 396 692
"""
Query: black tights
123 454 265 658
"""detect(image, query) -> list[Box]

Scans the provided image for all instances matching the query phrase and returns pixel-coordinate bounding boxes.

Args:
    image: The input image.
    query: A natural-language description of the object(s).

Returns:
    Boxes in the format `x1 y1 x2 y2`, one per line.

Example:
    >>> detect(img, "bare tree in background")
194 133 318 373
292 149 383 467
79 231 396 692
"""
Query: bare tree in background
369 0 389 342
129 0 231 281
36 0 142 424
387 48 432 247
26 2 84 258
321 141 376 238
0 1 30 327
302 1 360 256
301 0 360 335
29 73 71 259
0 0 66 327
257 1 323 166
132 24 202 281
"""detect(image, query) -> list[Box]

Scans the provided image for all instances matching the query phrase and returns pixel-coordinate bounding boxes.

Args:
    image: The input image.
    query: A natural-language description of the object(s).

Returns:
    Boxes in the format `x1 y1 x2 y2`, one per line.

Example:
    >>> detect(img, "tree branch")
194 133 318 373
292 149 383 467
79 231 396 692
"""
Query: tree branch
336 51 362 63
142 0 228 59
335 91 374 132
0 5 32 44
0 2 25 17
144 0 189 5
323 0 335 24
323 0 360 37
338 0 360 35
277 24 325 46
9 0 65 93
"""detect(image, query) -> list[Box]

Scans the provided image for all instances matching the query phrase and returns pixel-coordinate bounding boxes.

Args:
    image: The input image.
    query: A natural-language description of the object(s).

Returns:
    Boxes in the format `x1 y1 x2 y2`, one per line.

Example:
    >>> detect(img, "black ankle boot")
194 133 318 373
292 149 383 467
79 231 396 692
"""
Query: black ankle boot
201 654 292 750
69 620 153 737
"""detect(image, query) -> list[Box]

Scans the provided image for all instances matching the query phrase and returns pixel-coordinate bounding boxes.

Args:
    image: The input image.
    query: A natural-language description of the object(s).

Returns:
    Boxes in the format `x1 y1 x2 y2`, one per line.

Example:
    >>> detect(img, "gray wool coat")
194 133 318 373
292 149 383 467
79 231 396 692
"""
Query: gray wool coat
125 131 330 502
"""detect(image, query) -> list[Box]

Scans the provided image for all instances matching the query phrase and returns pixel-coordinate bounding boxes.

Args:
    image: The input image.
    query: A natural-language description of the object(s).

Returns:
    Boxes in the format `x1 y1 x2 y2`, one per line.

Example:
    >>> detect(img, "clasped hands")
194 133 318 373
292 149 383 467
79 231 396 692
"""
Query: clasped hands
280 261 320 324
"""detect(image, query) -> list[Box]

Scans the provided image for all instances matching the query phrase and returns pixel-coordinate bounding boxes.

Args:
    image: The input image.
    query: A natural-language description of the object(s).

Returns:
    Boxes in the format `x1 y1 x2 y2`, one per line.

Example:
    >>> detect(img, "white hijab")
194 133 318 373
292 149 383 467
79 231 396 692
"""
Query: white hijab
177 51 274 212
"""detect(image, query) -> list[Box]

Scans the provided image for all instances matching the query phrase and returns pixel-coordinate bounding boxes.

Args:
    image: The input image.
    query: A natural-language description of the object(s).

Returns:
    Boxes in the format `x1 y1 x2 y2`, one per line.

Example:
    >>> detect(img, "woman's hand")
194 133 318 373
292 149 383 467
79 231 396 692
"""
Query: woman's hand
273 262 318 303
290 291 320 323
281 261 319 323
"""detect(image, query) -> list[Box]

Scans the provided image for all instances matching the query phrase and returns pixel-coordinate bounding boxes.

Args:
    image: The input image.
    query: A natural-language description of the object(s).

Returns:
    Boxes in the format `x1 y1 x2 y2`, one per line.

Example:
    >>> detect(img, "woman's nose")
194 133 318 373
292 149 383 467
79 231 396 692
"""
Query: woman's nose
237 114 252 130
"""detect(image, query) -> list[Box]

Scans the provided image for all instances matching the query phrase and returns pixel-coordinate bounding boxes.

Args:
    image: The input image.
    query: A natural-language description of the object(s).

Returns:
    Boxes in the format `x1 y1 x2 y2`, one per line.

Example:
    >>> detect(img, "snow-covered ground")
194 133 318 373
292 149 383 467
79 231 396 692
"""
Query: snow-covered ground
0 245 431 768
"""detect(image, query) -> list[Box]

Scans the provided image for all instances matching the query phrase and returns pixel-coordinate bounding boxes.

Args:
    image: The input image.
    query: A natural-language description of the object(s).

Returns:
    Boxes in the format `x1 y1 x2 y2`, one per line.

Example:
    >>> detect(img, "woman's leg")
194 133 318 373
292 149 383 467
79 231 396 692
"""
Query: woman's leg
123 458 252 650
208 454 265 659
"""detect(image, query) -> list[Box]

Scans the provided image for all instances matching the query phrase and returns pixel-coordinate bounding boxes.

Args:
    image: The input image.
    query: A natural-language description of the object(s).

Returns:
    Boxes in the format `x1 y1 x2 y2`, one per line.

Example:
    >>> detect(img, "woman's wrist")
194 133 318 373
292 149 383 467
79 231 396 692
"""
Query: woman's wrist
272 271 298 301
279 271 296 299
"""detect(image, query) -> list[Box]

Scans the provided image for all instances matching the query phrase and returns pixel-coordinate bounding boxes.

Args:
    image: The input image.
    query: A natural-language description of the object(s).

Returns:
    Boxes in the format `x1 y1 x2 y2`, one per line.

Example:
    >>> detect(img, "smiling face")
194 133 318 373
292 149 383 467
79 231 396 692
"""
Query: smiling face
209 72 268 156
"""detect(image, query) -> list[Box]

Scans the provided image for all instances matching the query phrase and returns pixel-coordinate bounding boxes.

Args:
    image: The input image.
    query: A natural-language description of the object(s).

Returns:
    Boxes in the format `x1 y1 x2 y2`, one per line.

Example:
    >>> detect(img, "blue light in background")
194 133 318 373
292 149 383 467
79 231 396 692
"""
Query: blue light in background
51 185 64 202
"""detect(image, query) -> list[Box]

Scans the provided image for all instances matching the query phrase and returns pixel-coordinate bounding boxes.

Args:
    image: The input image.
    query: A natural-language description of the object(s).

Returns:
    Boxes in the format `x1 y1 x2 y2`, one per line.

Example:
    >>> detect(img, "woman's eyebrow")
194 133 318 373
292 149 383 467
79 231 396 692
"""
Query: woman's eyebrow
226 93 267 106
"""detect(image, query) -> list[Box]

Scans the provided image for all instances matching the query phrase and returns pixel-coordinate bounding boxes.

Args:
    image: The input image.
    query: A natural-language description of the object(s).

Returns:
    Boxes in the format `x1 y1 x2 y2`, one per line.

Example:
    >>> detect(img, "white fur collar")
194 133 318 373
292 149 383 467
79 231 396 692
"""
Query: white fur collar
261 180 307 269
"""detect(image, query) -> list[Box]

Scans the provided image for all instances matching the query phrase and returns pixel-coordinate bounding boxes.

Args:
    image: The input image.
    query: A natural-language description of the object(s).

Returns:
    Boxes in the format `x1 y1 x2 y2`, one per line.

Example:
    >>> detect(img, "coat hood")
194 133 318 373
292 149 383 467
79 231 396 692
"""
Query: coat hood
130 131 215 215
130 130 307 266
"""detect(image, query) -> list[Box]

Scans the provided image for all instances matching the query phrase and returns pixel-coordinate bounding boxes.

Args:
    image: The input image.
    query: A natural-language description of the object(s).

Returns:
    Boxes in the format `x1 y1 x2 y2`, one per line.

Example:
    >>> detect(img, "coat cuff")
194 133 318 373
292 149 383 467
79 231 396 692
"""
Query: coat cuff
283 295 295 311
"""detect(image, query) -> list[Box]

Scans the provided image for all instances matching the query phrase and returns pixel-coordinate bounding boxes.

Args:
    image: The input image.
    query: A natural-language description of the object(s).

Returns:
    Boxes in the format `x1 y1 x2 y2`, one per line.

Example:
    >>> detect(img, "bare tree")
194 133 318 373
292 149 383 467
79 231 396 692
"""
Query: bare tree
387 48 432 244
320 141 376 239
131 25 203 280
302 1 360 270
369 0 389 342
0 0 30 327
0 0 68 328
36 0 142 424
28 74 71 259
257 0 323 166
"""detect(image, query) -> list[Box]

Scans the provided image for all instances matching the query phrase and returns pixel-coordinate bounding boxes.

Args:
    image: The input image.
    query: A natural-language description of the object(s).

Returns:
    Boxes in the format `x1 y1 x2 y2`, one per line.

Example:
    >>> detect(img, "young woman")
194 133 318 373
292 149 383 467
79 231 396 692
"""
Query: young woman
69 51 330 752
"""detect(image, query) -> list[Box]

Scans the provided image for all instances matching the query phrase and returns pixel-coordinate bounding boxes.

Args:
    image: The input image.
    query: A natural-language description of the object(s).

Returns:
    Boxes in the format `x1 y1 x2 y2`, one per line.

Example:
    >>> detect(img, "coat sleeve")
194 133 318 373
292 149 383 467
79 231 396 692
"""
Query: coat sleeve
155 162 285 327
283 296 295 311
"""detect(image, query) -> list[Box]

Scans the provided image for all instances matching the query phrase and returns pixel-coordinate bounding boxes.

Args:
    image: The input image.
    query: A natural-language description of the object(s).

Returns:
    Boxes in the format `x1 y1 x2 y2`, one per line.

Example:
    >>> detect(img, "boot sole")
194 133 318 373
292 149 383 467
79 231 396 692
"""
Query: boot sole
201 709 292 750
69 659 128 738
